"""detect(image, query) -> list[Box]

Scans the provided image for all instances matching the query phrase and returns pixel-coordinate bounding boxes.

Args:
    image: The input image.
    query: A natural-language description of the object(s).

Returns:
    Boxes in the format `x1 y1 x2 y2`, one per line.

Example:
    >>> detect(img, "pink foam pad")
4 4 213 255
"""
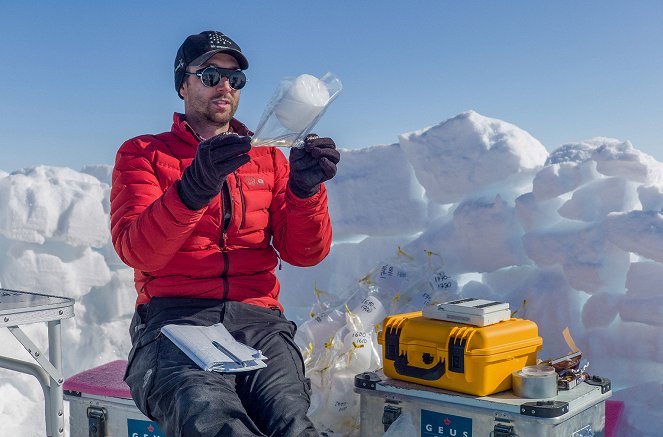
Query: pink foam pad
64 360 132 399
605 400 625 437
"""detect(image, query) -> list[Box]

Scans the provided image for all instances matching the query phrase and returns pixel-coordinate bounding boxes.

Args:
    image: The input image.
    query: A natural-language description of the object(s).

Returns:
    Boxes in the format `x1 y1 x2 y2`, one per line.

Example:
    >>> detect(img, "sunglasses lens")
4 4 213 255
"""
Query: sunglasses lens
200 68 221 87
228 71 247 90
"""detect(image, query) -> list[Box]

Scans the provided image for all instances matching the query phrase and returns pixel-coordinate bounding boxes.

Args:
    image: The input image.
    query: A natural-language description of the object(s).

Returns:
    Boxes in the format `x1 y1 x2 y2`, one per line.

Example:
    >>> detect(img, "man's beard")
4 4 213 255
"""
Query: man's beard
187 94 238 131
205 106 235 127
203 95 236 126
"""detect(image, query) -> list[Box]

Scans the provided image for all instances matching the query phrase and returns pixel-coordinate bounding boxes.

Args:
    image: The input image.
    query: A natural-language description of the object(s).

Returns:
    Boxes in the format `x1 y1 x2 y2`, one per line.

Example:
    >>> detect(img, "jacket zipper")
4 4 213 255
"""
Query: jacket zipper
220 179 232 300
234 171 246 229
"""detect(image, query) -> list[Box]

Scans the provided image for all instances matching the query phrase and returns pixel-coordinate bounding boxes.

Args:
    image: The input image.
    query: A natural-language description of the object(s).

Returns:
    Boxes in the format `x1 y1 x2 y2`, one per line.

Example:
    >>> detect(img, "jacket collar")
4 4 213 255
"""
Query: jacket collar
170 113 254 146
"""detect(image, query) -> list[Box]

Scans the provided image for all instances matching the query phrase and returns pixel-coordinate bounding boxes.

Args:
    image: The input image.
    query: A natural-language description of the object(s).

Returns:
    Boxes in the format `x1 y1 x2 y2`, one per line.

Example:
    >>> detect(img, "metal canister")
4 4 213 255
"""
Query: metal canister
512 364 558 398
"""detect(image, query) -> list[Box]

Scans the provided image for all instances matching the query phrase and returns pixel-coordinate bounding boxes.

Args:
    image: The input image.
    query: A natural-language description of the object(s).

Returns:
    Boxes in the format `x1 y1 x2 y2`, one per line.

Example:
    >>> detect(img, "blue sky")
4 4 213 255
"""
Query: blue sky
1 1 662 171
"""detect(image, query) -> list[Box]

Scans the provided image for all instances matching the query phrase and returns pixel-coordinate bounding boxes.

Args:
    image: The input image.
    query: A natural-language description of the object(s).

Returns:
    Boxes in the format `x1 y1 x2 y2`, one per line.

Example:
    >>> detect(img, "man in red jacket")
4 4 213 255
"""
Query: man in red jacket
110 30 339 437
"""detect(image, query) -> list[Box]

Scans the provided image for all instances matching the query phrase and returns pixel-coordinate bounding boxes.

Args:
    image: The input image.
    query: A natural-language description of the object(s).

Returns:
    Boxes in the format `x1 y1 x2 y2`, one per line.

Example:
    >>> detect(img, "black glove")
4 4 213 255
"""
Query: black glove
288 135 340 198
178 133 251 210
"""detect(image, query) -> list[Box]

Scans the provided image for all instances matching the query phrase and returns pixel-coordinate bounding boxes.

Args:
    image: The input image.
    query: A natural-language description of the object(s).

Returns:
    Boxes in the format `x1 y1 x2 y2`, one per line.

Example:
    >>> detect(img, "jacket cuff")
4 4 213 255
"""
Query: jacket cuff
287 180 320 199
163 183 207 223
286 182 327 206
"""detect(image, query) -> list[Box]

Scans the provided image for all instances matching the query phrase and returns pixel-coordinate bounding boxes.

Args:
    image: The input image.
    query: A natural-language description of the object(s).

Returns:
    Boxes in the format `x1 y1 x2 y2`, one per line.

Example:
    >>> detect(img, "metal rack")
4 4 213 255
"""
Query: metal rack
0 288 75 437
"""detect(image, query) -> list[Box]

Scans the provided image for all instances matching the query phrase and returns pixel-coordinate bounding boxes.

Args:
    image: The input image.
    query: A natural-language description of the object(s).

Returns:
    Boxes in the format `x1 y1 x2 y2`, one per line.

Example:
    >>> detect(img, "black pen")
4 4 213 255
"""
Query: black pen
212 340 244 366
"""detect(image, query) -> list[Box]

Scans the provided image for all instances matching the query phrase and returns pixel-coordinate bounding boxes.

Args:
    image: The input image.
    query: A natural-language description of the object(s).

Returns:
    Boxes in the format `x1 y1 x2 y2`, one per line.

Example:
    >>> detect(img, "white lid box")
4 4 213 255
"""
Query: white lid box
434 298 509 316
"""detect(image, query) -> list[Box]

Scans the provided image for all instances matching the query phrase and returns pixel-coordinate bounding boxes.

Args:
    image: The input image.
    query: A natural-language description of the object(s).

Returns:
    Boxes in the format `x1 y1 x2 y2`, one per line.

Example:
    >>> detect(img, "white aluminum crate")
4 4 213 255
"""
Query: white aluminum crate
354 370 611 437
64 360 164 437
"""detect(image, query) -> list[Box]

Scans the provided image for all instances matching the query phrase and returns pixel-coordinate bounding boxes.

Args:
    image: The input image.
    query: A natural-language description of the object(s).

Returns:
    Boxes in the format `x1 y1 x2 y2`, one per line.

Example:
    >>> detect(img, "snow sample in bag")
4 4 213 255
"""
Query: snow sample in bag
275 74 330 132
251 72 342 148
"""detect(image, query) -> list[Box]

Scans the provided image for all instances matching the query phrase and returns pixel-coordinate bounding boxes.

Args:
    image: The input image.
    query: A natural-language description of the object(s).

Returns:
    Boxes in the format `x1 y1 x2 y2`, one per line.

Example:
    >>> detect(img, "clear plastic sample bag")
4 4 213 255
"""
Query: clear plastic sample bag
251 72 342 148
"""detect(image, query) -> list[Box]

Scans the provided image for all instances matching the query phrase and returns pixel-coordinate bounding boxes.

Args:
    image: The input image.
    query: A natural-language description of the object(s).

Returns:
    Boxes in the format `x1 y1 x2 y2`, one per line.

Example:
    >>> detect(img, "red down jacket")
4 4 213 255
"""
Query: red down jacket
110 113 333 310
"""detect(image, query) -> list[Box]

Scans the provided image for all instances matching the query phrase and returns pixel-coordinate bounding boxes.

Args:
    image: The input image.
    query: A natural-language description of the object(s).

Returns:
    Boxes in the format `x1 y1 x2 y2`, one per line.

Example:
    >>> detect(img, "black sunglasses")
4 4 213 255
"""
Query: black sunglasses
185 65 247 90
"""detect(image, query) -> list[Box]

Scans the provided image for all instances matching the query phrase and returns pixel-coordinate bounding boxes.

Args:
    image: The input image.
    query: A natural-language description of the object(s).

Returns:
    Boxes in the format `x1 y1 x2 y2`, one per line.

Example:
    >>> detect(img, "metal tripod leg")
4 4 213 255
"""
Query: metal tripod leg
5 320 65 437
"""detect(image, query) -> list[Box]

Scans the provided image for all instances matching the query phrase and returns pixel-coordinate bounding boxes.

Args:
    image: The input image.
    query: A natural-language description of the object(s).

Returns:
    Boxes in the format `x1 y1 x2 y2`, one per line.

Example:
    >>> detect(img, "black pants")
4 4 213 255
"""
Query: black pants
124 298 318 437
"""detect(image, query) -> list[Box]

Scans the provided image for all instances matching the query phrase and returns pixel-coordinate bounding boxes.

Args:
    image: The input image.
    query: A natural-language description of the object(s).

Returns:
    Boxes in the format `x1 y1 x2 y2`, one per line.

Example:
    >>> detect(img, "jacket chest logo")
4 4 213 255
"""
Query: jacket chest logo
245 176 265 187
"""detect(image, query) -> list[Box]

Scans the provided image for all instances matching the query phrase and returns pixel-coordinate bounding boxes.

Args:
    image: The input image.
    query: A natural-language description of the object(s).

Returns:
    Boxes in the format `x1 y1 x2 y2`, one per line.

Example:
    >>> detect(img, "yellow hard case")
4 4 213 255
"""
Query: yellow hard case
378 311 542 396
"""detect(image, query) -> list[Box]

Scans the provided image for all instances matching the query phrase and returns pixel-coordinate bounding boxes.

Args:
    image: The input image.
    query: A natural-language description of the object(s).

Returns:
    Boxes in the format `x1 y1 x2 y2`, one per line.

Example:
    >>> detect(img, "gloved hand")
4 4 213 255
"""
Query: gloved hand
288 135 340 198
178 132 251 210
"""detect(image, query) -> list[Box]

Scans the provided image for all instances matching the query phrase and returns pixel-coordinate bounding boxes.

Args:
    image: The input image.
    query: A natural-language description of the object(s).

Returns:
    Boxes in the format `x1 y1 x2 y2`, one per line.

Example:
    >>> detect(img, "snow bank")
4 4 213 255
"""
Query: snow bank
0 166 109 246
327 143 428 239
399 110 548 204
0 111 661 436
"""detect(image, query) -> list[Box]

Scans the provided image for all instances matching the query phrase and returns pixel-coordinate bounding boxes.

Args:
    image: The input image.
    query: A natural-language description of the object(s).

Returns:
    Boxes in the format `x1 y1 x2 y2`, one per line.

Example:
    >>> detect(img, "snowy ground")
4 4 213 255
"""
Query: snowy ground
0 111 661 436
